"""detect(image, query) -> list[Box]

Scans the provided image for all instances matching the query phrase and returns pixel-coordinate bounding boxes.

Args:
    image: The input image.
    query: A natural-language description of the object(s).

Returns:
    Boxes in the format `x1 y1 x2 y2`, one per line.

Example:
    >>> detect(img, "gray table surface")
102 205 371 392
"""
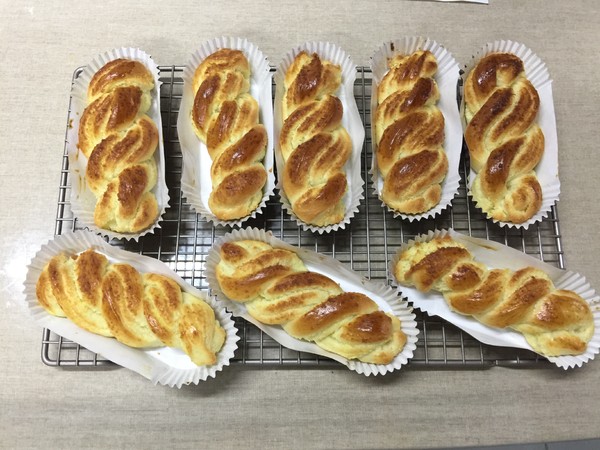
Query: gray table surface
1 0 599 448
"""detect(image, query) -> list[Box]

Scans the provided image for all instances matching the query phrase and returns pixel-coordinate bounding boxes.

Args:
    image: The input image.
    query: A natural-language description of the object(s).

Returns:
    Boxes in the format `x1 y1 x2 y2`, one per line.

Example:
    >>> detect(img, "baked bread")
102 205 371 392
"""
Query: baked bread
279 51 352 226
374 50 448 214
216 240 406 364
36 249 226 365
78 58 160 233
394 235 594 357
464 52 544 223
191 48 267 220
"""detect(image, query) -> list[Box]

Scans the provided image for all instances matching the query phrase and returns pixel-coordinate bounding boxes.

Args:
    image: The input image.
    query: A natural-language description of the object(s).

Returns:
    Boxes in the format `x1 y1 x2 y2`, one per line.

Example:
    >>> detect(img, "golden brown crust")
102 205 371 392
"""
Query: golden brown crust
381 149 447 214
142 273 183 348
191 74 221 139
283 51 341 117
86 116 158 195
191 48 267 220
48 251 113 337
341 311 393 344
245 272 343 325
217 245 305 302
395 236 595 356
284 292 378 340
192 48 249 92
446 269 506 314
36 250 225 366
101 264 161 348
178 294 226 366
464 53 544 223
88 59 154 102
266 269 335 293
283 137 348 225
208 125 268 219
485 269 553 328
78 58 159 234
216 240 406 364
79 86 145 159
36 264 66 317
464 53 524 115
374 50 447 214
405 245 473 292
280 95 345 160
280 52 351 226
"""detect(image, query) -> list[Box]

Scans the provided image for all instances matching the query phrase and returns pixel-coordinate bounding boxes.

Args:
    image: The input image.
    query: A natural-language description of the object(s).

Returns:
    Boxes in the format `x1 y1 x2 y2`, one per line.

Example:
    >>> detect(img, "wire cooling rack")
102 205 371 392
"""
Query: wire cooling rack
42 65 564 369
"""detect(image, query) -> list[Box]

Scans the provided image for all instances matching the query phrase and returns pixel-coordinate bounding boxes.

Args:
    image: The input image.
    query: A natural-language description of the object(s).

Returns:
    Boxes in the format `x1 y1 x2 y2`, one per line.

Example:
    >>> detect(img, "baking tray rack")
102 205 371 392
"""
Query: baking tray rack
42 65 564 370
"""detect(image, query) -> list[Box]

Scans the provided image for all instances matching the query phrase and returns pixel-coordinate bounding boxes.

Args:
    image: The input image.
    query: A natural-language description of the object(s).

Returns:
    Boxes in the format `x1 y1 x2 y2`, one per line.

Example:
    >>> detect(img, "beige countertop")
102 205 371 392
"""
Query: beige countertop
2 0 600 448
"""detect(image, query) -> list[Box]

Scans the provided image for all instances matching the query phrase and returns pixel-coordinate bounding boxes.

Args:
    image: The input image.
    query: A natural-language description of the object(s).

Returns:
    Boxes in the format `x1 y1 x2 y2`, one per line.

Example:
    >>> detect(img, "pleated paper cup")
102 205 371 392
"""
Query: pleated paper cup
67 47 170 241
370 37 462 221
178 37 275 227
205 227 419 376
273 42 365 234
462 40 560 229
390 229 600 369
23 231 239 387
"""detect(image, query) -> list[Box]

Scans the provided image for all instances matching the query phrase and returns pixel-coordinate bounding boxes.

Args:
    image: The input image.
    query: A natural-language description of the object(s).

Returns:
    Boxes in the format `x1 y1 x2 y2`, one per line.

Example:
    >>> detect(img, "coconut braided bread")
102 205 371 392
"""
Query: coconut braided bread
191 48 267 220
279 51 352 226
36 249 225 366
394 235 594 357
464 52 544 224
374 50 448 214
216 240 407 364
78 59 160 233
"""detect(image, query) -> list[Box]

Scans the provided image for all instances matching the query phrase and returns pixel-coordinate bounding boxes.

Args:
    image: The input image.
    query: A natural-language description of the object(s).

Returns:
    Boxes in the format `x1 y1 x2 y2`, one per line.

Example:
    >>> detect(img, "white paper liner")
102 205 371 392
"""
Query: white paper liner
273 42 365 234
177 37 275 227
369 37 462 221
67 47 170 241
205 227 418 376
23 231 239 387
390 229 600 369
461 40 560 229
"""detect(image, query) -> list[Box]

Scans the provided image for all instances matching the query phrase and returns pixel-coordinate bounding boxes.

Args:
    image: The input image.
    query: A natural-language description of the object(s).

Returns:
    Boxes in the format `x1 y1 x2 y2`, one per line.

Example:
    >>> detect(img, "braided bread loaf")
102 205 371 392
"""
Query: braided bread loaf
374 50 448 214
394 235 594 357
191 48 267 220
279 51 352 226
464 53 544 224
78 59 160 233
36 249 226 366
216 240 406 364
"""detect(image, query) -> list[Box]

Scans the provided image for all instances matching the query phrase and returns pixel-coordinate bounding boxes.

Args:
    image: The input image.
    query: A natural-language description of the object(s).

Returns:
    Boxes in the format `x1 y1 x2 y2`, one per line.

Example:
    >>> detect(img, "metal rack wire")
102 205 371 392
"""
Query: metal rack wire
42 65 563 369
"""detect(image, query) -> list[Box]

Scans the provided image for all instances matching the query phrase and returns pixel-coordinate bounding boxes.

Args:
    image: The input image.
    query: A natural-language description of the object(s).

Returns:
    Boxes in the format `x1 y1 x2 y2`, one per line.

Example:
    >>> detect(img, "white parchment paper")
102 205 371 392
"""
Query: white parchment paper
67 47 170 241
462 40 560 229
178 37 275 227
370 37 462 221
23 231 239 387
273 42 365 234
205 227 418 376
390 229 600 369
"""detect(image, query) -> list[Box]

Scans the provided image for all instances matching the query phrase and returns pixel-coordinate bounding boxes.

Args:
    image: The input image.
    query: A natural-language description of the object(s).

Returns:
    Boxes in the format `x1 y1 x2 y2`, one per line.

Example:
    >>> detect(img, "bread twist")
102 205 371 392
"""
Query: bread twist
191 48 267 220
280 51 352 226
78 59 160 233
216 240 407 364
394 236 594 357
36 249 226 366
464 52 544 223
374 50 448 214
